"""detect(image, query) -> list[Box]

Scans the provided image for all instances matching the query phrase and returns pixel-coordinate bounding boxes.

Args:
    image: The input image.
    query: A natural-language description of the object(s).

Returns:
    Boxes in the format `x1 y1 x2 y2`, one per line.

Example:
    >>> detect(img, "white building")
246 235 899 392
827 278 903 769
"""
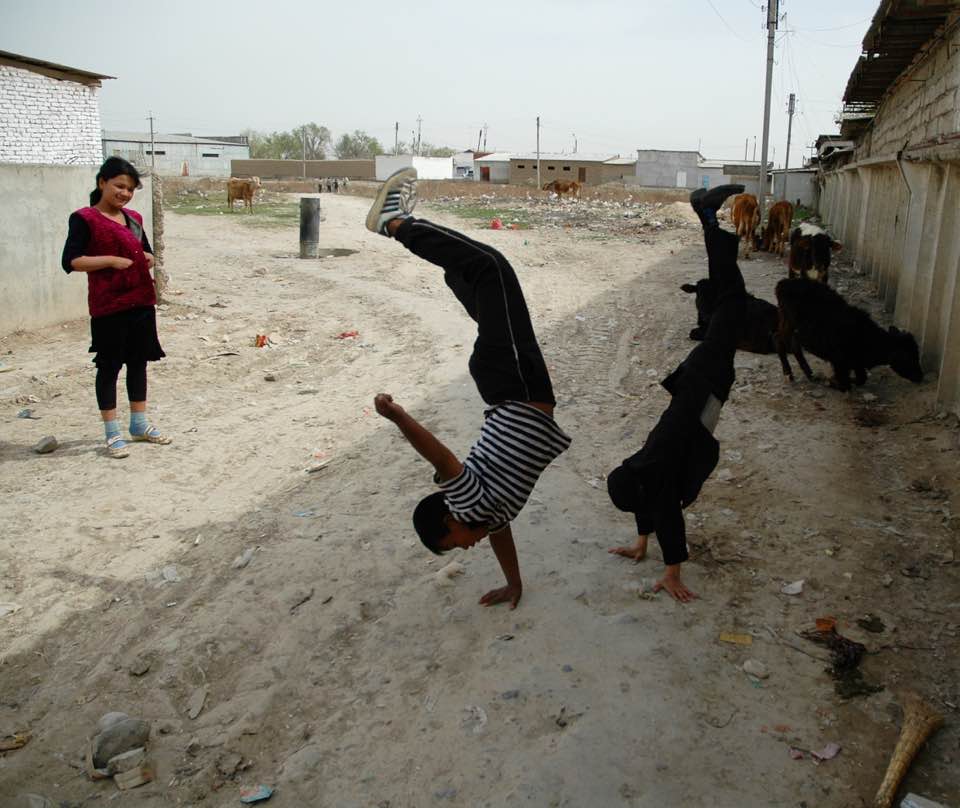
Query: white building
102 131 249 177
472 152 512 183
0 49 110 165
375 154 453 180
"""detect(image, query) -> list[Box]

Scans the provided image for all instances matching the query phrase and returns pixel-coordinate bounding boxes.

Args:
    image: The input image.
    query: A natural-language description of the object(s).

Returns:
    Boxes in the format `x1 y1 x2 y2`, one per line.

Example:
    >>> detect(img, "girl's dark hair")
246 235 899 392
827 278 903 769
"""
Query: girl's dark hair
90 157 142 206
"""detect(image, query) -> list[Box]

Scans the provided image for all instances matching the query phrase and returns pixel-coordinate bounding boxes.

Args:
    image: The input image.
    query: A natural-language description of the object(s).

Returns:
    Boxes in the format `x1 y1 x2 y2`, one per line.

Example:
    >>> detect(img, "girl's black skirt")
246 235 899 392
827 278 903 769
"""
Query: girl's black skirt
89 305 166 366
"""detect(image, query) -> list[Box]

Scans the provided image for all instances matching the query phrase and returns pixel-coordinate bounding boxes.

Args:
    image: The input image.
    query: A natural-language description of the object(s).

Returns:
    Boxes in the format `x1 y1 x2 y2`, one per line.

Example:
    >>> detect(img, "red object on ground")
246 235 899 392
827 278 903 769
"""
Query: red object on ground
490 218 503 230
335 330 359 340
255 334 268 348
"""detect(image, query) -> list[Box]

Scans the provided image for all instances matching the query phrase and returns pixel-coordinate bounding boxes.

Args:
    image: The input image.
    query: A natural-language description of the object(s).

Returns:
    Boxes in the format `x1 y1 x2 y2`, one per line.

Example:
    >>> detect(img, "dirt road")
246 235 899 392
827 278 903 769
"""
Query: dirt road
1 191 957 806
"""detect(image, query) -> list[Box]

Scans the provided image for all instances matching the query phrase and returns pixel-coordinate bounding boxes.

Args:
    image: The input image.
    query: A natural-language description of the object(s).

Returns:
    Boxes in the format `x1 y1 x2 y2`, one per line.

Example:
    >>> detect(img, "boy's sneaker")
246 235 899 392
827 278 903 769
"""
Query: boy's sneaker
366 167 418 235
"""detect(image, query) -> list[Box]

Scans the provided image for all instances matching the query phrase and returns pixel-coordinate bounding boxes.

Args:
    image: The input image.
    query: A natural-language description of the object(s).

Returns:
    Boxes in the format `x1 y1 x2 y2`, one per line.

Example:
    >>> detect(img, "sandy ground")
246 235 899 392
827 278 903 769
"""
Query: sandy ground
1 191 958 807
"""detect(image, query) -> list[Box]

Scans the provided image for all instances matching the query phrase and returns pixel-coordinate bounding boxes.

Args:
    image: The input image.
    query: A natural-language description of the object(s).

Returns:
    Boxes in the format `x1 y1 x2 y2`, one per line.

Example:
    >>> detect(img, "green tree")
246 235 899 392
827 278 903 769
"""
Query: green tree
243 123 331 160
420 143 458 158
334 130 385 159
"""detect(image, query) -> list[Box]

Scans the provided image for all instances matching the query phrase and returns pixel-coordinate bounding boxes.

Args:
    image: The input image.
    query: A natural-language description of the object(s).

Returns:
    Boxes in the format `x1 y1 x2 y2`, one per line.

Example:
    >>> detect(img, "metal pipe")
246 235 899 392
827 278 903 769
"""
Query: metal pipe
299 197 321 259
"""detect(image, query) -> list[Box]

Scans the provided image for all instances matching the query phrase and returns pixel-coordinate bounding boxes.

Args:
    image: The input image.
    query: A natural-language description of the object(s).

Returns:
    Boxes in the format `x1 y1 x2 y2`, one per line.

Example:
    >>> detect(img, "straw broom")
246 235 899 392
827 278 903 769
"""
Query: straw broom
874 691 944 808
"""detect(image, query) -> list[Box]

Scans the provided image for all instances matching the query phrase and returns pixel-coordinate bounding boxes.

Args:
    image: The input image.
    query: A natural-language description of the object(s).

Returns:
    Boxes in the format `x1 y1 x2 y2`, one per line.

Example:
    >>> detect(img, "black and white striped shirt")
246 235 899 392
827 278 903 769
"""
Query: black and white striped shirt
438 402 572 531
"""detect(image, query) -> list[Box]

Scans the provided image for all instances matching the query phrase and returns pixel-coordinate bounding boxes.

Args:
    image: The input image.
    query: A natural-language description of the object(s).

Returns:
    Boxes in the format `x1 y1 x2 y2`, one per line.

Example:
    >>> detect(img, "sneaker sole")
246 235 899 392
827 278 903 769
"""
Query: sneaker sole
365 167 418 233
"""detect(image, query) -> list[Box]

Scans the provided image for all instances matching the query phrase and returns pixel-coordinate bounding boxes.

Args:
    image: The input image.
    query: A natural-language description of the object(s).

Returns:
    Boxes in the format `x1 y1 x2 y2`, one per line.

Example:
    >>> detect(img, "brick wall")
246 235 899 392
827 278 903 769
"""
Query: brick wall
857 16 960 159
0 64 103 165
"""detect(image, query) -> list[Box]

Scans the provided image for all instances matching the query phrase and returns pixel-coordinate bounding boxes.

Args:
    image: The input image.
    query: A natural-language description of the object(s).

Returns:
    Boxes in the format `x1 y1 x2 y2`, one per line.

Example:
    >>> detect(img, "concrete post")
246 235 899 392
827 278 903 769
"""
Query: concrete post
299 197 321 259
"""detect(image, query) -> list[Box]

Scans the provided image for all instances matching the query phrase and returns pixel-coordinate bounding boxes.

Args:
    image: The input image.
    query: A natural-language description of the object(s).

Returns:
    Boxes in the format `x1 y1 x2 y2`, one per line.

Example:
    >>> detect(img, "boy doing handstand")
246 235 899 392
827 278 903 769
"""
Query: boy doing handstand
367 169 571 609
607 184 748 603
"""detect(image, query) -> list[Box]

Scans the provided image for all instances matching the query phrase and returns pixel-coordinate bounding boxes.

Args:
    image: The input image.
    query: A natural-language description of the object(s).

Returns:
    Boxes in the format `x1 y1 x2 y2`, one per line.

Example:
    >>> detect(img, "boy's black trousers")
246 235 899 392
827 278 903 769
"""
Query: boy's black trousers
394 218 555 406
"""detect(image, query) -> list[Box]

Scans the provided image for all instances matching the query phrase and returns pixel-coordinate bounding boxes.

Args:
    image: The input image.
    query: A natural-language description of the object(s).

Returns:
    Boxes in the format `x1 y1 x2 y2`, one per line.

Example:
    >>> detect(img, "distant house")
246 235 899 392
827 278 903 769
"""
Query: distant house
634 149 770 195
0 49 111 165
509 153 635 187
102 131 249 177
374 154 453 180
770 167 818 208
473 152 512 183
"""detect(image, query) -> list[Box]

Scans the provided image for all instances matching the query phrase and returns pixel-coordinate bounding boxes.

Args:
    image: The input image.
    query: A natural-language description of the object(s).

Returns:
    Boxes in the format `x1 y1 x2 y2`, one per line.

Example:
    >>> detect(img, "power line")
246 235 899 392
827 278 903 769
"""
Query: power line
792 17 872 33
704 0 752 42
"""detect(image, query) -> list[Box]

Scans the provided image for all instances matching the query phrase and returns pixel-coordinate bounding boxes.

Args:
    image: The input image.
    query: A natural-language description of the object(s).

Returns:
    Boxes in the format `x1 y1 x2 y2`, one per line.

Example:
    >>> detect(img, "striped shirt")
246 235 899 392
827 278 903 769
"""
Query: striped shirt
438 402 572 531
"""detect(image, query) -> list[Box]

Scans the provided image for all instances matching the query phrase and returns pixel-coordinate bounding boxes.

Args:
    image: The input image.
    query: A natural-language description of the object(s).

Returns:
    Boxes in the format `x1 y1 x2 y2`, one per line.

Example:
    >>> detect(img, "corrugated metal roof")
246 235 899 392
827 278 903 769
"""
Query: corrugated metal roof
842 0 958 136
102 131 247 147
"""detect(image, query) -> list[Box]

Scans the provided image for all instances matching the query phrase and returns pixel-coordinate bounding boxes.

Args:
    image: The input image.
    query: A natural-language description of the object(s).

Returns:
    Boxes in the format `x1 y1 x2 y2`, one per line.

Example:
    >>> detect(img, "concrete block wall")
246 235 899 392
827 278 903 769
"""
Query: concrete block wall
0 65 102 165
820 158 960 415
0 165 152 335
858 16 960 158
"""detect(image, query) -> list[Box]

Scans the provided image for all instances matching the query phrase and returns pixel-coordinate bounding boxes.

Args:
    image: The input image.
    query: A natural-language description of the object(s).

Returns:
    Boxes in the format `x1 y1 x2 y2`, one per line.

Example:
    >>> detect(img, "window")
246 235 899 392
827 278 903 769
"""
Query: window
547 165 555 170
517 164 526 169
563 166 571 171
202 152 219 158
145 150 166 155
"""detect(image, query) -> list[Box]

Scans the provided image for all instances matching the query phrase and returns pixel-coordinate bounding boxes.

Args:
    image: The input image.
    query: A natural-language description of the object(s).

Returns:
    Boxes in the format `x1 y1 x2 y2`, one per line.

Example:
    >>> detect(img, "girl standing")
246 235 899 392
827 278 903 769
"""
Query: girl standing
61 157 171 459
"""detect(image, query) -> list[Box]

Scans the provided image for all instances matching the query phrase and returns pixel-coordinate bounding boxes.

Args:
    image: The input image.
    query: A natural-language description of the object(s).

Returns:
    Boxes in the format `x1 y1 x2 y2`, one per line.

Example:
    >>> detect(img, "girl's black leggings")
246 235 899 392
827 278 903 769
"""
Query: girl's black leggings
95 360 147 411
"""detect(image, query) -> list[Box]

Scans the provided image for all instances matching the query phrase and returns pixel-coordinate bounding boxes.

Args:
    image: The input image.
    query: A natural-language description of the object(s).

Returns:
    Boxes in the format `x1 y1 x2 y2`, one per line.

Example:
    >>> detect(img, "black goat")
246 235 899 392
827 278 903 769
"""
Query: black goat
681 278 779 354
775 278 924 390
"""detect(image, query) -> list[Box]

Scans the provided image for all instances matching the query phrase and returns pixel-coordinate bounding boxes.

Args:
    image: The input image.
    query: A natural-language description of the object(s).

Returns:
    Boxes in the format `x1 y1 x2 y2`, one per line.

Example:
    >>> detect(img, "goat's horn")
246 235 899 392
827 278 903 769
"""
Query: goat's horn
874 691 944 808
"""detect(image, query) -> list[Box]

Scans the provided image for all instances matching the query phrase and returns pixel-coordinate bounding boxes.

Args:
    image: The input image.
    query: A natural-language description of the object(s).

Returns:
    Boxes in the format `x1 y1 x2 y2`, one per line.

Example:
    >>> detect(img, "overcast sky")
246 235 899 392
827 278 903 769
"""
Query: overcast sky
4 0 878 168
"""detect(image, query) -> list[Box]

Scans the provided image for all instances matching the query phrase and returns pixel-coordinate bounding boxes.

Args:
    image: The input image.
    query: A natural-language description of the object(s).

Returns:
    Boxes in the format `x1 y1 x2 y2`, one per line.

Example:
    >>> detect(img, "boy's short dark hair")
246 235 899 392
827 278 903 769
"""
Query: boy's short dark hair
606 466 650 520
413 492 451 555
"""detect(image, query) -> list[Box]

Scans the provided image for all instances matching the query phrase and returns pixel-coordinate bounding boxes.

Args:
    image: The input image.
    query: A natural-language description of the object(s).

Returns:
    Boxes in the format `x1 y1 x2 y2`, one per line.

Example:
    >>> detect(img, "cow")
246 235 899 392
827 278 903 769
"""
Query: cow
731 193 760 259
227 176 260 212
681 278 779 354
775 278 924 391
542 179 581 199
762 200 794 257
788 222 841 283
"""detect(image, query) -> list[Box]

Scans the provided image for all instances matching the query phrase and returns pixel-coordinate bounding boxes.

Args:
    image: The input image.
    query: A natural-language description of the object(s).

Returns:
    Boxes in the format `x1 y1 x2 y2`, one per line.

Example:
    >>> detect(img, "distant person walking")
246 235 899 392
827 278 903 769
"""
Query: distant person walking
61 157 171 459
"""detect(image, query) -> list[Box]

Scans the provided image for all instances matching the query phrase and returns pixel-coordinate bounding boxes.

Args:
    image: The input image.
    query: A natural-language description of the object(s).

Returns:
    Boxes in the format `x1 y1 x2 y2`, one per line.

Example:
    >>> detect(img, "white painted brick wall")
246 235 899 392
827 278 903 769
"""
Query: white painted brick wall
858 22 960 158
0 64 103 165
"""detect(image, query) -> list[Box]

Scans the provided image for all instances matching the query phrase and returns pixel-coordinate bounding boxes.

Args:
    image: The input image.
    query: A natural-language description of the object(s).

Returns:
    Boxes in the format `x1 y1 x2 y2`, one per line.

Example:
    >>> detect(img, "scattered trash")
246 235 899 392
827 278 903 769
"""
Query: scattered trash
232 548 256 569
305 460 331 474
145 565 181 586
490 218 503 230
16 409 39 419
32 436 58 454
781 579 805 596
901 794 950 808
0 732 31 752
254 334 268 348
815 616 836 633
0 361 13 373
461 705 487 735
106 746 146 776
789 742 841 764
293 510 317 518
335 330 359 340
801 619 882 699
187 686 208 720
0 602 22 618
856 614 886 633
239 785 274 804
496 633 514 641
742 659 769 679
114 764 154 790
719 632 753 646
89 713 150 773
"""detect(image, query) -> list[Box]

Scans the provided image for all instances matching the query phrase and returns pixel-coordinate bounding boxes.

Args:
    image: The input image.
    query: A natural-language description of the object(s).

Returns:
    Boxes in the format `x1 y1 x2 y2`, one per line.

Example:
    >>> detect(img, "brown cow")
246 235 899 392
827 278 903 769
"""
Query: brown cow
762 200 794 257
543 179 581 200
731 193 760 259
227 176 261 212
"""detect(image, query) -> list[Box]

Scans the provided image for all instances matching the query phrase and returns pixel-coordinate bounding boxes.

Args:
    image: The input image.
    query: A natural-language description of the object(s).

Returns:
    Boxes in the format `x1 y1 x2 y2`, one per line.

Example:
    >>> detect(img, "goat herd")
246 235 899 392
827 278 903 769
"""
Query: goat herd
685 192 924 392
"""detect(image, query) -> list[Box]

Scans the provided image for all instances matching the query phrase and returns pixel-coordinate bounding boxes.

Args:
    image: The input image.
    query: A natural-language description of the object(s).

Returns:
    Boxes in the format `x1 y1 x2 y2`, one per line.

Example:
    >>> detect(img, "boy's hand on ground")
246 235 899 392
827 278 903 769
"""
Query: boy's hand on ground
608 535 648 563
374 393 404 422
479 584 522 610
653 564 697 603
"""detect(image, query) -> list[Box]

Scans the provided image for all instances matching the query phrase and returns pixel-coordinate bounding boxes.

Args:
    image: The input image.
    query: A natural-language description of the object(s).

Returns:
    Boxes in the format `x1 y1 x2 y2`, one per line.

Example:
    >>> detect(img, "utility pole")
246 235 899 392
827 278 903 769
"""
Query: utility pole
301 126 306 178
477 127 482 151
758 0 780 224
416 115 422 156
744 137 748 161
753 136 757 161
148 112 156 172
536 116 541 189
572 133 577 154
395 122 399 155
783 93 796 200
482 123 487 150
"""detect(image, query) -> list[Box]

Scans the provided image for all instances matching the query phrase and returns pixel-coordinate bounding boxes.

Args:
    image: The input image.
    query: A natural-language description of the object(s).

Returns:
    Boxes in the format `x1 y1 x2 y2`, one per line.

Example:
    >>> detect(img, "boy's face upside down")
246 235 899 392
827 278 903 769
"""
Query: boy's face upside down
438 516 489 551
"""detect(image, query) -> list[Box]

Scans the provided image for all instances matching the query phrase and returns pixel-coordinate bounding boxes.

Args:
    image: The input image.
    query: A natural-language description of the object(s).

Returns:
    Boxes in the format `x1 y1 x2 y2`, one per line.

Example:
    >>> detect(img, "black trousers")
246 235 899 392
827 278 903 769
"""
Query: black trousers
702 225 748 349
394 218 555 406
95 360 147 411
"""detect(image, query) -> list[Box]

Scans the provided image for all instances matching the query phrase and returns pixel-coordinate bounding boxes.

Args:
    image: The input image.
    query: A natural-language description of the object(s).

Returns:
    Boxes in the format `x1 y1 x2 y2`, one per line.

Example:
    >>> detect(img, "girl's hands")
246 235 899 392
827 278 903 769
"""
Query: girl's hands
144 253 155 269
111 257 133 270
